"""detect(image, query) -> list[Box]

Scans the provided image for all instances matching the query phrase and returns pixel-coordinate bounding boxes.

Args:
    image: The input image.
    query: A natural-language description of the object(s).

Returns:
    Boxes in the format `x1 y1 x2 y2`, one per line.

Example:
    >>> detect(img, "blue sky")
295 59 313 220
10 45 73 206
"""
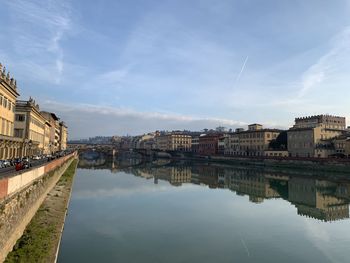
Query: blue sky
1 0 350 139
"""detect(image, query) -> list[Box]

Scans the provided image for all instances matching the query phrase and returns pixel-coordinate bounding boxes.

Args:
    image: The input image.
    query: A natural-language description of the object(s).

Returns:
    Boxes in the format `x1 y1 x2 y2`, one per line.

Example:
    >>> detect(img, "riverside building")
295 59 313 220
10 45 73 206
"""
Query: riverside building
0 63 25 159
234 124 282 157
14 98 47 156
59 121 68 151
155 133 192 152
198 133 222 156
0 62 68 158
41 111 60 154
287 115 346 158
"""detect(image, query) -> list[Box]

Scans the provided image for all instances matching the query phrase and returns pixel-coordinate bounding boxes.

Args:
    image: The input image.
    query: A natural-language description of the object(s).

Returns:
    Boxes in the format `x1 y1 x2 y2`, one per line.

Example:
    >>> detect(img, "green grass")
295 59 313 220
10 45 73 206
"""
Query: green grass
5 159 78 263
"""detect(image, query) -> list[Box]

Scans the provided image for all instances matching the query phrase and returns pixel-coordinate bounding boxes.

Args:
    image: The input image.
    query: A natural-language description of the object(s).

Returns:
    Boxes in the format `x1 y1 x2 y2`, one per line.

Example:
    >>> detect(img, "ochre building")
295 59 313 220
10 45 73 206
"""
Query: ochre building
287 115 346 158
235 124 282 157
14 99 46 155
156 134 192 152
0 63 24 159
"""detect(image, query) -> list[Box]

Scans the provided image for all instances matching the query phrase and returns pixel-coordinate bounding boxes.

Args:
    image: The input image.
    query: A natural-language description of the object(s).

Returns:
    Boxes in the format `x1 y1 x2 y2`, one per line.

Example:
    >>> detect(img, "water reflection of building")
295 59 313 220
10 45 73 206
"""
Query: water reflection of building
288 178 349 222
191 165 221 188
77 156 350 222
131 167 154 179
153 166 192 186
217 167 350 222
221 169 280 203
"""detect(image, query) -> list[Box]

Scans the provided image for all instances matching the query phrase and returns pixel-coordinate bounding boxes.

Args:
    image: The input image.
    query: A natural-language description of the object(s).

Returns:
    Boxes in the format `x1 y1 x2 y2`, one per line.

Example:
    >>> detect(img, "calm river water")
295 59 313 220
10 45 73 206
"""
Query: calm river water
58 159 350 263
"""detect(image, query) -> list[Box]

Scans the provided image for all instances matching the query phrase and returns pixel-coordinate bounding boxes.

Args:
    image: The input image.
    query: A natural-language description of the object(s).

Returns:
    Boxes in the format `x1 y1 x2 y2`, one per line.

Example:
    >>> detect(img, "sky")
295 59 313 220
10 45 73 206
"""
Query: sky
1 0 350 139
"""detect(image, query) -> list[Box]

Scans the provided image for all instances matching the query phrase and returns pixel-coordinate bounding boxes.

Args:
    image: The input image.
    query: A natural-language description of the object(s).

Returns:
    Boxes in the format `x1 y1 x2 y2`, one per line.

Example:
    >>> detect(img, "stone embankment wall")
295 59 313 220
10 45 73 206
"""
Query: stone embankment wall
204 156 350 172
0 153 77 262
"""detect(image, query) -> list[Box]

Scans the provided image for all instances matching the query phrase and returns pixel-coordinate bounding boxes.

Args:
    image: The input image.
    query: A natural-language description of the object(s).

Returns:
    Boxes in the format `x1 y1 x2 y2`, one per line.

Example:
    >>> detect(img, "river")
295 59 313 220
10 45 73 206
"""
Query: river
58 158 350 263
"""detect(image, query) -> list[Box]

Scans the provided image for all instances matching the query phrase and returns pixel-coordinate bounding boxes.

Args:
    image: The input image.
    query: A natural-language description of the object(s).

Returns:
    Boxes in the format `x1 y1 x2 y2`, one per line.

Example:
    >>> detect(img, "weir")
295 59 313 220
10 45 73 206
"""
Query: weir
0 152 78 262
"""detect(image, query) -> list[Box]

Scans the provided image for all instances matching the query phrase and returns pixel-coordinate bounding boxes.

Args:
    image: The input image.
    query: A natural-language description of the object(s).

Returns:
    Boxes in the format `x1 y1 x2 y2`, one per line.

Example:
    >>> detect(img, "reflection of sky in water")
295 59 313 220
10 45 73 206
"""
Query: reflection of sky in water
58 168 350 263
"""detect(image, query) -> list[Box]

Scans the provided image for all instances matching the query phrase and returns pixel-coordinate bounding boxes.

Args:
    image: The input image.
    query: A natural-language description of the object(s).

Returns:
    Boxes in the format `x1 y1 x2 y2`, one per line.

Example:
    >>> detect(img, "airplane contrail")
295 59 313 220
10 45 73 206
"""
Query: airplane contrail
234 56 249 84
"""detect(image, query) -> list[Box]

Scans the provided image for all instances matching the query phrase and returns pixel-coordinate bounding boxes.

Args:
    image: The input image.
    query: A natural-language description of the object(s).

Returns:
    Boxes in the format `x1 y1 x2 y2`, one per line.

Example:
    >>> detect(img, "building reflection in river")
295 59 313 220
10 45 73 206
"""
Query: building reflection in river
289 178 349 222
78 155 350 222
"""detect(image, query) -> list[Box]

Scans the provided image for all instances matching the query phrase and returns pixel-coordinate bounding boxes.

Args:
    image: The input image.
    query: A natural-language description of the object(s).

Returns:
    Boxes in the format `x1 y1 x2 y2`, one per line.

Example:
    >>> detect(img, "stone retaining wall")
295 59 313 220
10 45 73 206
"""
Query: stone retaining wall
0 153 77 262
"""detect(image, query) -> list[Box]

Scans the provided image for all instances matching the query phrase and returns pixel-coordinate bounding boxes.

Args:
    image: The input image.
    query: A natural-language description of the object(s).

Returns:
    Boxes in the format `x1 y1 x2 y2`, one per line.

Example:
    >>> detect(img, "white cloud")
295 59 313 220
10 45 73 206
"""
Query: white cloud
3 0 72 85
40 100 249 138
298 26 350 98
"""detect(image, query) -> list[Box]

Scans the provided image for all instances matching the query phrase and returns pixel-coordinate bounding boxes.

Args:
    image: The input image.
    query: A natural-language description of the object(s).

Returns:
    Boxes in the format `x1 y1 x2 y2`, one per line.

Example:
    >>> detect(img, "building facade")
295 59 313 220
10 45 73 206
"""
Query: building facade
0 64 18 138
0 63 27 159
14 99 46 155
264 150 289 157
59 122 68 151
0 63 68 158
191 136 199 154
346 139 350 157
224 133 240 155
156 134 192 152
40 111 68 153
198 134 222 156
332 134 349 156
43 121 51 154
218 135 229 155
288 115 346 158
235 124 282 156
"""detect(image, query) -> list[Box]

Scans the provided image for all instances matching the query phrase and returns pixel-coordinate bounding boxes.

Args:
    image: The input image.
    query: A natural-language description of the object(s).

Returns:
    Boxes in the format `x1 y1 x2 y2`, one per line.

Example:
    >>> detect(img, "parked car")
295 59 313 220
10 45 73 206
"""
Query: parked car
15 160 32 171
23 161 31 169
2 160 11 167
15 162 24 171
32 155 40 160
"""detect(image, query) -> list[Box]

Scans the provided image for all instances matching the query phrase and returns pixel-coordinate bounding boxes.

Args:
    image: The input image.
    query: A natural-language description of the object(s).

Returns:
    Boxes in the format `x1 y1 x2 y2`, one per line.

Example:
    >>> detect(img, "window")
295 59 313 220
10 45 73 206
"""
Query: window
6 120 10 135
1 119 4 135
3 98 7 108
15 114 26 122
14 128 24 138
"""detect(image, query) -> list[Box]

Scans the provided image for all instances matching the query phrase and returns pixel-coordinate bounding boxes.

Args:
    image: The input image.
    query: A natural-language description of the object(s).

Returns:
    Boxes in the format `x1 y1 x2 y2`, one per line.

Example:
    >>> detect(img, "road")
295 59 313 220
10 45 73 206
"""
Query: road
0 159 50 178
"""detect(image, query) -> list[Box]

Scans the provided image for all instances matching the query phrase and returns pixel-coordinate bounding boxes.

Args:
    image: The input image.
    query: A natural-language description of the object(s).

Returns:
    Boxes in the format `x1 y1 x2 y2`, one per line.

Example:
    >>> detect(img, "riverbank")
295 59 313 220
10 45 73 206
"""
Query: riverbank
170 155 350 173
4 159 78 263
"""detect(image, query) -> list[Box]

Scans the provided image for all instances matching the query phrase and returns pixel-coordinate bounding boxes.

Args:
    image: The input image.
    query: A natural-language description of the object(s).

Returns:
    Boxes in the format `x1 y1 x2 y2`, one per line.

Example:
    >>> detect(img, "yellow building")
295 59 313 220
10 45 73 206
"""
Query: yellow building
0 63 24 159
235 124 282 156
43 121 51 154
156 133 192 152
54 119 61 152
14 98 46 155
288 115 346 158
225 133 240 155
59 121 68 151
332 134 350 156
41 111 59 154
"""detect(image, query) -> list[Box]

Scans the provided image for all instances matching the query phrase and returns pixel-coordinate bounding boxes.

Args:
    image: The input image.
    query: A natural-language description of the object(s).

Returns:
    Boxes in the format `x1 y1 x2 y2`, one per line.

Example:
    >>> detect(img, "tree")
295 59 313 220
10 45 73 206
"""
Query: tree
269 131 288 150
